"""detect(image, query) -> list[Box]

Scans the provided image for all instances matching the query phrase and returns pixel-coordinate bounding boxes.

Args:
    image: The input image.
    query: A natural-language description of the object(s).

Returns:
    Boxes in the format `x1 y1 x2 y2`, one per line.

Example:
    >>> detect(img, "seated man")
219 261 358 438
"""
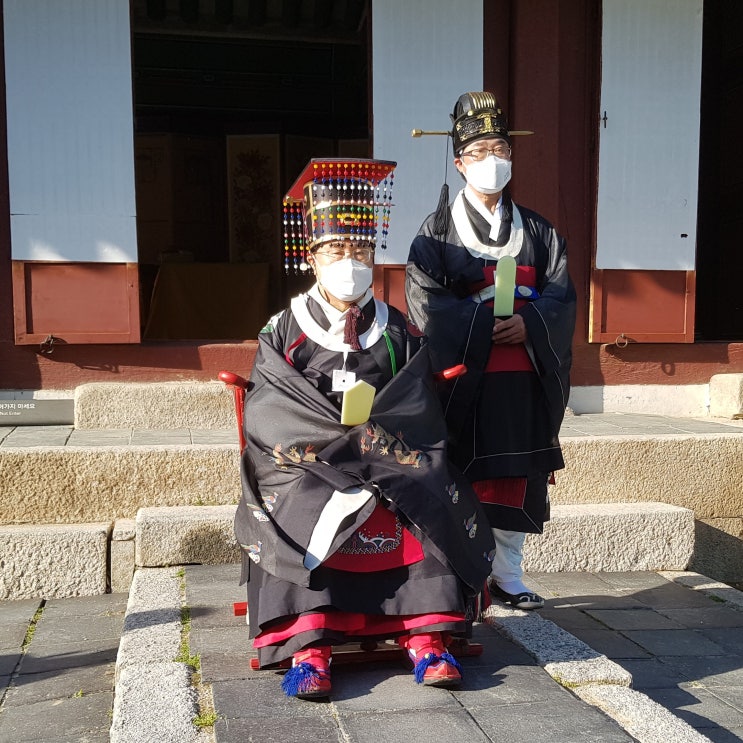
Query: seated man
234 158 495 700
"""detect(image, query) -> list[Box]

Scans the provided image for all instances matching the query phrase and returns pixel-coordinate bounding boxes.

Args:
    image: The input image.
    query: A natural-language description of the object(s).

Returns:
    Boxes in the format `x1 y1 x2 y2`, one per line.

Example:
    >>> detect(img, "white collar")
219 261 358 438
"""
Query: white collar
464 186 502 230
452 188 524 260
290 285 388 352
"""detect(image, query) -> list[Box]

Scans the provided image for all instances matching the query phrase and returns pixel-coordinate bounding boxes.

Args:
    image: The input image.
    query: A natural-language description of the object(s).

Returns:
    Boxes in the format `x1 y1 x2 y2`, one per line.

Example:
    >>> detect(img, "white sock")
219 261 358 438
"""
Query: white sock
496 579 531 595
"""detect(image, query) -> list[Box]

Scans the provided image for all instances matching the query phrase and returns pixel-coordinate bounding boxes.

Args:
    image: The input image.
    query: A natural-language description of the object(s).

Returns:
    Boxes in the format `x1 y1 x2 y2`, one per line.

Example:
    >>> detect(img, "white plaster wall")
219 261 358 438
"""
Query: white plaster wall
4 0 137 262
596 0 703 270
371 0 483 264
569 385 710 417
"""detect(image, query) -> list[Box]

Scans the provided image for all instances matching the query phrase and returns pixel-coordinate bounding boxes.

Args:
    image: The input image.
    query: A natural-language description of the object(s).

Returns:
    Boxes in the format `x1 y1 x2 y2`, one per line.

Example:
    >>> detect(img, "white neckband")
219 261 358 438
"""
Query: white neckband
451 189 524 260
290 289 389 352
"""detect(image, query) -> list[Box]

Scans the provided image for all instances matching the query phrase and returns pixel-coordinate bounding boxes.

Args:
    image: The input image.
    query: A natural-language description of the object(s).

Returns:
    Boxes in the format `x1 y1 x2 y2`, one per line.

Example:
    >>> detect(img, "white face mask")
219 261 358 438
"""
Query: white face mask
463 155 512 195
316 258 373 302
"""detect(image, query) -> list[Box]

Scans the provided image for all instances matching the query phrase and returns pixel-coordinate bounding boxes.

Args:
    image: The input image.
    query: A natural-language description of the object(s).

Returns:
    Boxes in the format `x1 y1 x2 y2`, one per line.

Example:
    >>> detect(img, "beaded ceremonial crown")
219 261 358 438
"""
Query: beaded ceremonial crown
282 158 396 274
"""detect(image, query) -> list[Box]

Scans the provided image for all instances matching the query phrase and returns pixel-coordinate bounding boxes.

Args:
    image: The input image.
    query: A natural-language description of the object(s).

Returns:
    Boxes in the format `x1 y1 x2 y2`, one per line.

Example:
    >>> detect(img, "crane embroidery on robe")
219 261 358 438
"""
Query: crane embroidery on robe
260 493 277 512
446 483 460 503
359 422 426 469
246 504 270 522
272 442 317 469
240 541 263 563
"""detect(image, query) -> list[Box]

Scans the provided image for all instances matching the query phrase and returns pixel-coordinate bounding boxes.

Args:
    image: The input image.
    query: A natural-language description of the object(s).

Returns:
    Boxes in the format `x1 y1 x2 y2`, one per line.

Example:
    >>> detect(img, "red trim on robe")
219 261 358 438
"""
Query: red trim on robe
253 610 465 648
322 504 425 572
472 478 528 508
284 332 308 366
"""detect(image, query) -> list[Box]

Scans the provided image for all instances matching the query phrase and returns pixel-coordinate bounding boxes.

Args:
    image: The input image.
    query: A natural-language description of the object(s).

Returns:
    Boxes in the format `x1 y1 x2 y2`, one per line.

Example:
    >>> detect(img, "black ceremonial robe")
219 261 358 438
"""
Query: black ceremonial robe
234 293 495 666
405 193 576 533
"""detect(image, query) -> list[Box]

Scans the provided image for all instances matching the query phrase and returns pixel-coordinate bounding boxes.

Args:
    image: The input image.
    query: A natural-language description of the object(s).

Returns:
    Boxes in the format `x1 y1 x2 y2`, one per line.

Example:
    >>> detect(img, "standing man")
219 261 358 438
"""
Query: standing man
405 92 576 610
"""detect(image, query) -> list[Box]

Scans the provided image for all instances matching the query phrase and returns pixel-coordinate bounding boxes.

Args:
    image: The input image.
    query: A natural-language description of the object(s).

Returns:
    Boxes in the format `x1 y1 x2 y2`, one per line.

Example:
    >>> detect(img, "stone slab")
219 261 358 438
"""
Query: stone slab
18 637 120 675
339 709 494 743
646 684 743 731
112 518 136 541
619 658 690 690
659 571 743 611
135 505 239 567
483 604 633 687
0 445 239 523
0 692 114 743
110 565 204 743
585 608 684 630
0 651 21 676
0 620 31 650
709 373 743 418
110 538 135 594
574 684 714 743
625 629 728 657
0 597 42 623
75 381 234 429
133 501 694 574
0 523 110 600
31 613 124 646
115 568 182 674
4 663 116 707
43 593 129 616
564 628 652 659
524 502 695 573
213 716 346 743
555 435 743 523
463 695 636 742
110 663 201 743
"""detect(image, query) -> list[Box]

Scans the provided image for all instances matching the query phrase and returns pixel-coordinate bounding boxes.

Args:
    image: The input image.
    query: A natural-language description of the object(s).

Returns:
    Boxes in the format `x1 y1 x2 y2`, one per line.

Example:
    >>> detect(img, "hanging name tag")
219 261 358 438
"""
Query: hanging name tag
332 369 357 392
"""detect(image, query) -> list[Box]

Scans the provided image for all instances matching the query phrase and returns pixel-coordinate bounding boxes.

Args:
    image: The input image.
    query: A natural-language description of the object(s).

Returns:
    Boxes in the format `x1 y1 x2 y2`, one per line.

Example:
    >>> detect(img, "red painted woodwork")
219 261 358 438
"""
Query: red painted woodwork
0 339 260 390
0 1 742 394
589 270 695 344
373 263 406 316
12 261 140 345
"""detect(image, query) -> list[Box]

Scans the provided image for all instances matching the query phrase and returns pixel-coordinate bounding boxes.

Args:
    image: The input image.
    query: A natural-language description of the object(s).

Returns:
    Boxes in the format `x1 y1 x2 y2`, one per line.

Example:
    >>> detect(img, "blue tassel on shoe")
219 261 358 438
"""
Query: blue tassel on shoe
281 661 323 697
441 652 462 673
412 652 463 684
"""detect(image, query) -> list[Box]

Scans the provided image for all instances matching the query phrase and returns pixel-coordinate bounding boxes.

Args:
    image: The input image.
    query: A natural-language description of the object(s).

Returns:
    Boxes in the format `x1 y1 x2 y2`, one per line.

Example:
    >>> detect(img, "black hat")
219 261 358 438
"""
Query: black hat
282 158 396 273
411 92 531 236
450 91 510 154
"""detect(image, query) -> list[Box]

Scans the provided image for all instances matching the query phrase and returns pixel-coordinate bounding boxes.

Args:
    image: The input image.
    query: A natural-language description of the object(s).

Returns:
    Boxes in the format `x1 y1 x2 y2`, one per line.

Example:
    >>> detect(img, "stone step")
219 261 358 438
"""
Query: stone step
133 501 694 573
0 523 110 600
1 423 741 585
3 427 742 523
0 439 239 524
70 375 743 429
74 381 237 429
14 376 743 429
0 501 694 600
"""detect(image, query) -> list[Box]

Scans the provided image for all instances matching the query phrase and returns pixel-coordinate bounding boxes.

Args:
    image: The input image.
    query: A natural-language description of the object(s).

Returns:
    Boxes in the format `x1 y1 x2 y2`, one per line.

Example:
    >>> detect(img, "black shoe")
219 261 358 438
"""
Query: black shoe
487 579 545 610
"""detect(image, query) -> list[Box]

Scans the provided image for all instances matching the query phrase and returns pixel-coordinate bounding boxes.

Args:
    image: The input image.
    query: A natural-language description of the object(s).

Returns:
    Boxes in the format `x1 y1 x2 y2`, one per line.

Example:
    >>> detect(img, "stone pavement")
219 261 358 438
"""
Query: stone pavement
0 592 127 742
5 566 741 742
193 566 743 743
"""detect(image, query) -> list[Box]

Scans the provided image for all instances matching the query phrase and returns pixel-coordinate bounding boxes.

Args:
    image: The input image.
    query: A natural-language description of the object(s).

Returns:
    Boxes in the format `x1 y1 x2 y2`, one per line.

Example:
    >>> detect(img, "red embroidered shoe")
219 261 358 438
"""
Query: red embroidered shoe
398 632 462 687
281 646 332 699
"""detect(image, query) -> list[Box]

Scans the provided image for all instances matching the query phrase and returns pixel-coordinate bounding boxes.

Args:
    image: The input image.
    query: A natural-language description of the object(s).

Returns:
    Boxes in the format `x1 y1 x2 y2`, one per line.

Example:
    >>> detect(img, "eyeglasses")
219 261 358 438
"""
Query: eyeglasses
460 143 512 161
313 244 375 263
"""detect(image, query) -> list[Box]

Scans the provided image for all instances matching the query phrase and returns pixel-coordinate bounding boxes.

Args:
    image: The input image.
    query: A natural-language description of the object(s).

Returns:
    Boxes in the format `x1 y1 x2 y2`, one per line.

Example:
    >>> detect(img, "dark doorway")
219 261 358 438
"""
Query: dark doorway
695 0 743 341
130 0 370 340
